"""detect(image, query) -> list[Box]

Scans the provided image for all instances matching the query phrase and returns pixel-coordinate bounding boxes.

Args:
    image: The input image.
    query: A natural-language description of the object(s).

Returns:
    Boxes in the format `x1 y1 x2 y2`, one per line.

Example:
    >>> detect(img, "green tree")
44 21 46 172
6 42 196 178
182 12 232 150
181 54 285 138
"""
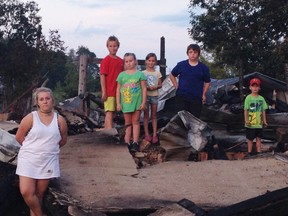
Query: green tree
0 0 41 46
54 47 100 103
53 49 79 102
189 0 288 99
0 0 66 112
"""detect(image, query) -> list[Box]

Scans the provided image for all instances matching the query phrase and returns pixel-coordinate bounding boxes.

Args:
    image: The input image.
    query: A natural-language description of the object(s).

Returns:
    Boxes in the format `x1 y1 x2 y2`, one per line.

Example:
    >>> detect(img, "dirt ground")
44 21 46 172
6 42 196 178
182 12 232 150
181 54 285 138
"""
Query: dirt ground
58 131 288 213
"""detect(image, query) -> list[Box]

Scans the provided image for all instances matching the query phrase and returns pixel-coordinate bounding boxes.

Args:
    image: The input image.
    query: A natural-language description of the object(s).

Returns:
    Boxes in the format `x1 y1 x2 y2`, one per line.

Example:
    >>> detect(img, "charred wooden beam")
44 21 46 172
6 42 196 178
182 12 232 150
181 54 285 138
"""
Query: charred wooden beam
177 198 206 216
207 187 288 216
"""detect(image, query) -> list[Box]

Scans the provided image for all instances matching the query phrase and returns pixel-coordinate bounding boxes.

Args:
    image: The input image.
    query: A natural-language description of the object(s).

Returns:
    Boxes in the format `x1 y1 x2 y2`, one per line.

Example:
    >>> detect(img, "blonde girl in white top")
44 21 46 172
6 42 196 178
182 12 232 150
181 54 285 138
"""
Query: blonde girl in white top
16 87 68 216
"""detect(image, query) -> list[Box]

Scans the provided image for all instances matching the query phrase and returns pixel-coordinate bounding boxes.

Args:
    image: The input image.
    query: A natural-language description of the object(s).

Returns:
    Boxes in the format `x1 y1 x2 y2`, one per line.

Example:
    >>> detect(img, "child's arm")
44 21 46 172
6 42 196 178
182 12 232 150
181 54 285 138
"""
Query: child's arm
156 77 162 90
244 109 251 126
100 74 107 101
202 82 210 103
140 80 147 110
169 73 178 90
116 82 121 111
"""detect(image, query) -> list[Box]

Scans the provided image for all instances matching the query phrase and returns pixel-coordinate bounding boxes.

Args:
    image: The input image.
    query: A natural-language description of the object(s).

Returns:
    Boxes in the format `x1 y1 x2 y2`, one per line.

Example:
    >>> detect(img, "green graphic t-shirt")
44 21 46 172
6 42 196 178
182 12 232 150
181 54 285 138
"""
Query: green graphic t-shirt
116 70 146 113
244 94 268 128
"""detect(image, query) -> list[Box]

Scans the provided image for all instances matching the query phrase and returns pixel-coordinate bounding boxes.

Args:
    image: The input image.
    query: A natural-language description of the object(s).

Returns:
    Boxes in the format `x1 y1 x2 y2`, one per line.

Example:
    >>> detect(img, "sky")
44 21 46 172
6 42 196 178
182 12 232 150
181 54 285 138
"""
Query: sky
28 0 196 72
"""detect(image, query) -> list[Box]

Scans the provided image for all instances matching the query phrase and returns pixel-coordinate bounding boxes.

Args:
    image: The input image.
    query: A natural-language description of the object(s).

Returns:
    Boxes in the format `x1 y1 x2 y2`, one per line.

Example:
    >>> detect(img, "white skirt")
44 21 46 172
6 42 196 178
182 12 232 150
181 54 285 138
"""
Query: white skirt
16 150 60 179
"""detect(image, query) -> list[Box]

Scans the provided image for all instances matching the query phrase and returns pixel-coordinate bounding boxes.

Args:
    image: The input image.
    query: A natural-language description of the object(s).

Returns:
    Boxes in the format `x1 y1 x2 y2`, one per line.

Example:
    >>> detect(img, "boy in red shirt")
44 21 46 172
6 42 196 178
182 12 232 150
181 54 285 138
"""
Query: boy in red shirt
100 36 124 129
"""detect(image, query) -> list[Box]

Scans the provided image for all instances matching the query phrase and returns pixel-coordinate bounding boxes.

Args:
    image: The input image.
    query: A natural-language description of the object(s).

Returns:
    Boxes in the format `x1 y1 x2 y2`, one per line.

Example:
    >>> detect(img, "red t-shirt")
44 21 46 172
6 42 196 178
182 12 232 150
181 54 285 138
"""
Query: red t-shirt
100 55 123 96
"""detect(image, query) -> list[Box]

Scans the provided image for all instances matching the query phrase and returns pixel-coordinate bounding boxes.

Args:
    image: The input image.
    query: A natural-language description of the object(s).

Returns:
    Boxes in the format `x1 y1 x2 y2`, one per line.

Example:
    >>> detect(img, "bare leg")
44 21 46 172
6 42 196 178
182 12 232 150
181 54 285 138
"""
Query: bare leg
36 179 49 210
124 113 132 143
255 137 262 152
104 111 114 129
151 104 158 137
19 176 49 216
131 111 141 143
143 105 150 137
247 139 253 153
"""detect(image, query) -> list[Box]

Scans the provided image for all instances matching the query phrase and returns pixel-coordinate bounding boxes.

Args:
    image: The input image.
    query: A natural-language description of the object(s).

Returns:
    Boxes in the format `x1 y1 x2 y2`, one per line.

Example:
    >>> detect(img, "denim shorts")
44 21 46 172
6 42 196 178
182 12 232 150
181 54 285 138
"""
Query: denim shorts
146 96 158 105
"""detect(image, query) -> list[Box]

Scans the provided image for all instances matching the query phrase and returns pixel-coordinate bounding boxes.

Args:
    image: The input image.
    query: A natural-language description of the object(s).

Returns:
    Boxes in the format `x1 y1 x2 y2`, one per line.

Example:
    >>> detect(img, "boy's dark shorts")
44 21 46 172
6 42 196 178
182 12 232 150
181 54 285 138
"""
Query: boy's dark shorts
246 128 263 141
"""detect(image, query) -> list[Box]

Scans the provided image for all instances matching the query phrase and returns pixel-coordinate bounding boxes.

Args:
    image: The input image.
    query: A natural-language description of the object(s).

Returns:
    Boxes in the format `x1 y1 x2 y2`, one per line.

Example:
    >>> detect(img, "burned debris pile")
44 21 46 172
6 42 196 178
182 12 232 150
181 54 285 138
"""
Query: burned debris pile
1 72 288 166
159 111 212 161
154 72 288 162
56 93 106 135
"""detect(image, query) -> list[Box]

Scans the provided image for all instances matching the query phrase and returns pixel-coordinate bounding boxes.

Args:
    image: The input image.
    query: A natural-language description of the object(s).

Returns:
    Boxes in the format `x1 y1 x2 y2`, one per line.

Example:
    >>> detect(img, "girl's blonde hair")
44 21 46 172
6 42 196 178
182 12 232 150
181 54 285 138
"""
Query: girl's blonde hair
123 52 138 69
124 52 137 60
34 87 55 107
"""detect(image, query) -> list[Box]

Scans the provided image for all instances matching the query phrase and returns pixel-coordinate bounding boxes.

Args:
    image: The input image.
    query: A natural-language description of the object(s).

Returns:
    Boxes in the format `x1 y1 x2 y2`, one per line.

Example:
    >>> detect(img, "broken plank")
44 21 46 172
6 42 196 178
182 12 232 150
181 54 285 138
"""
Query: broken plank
207 187 288 216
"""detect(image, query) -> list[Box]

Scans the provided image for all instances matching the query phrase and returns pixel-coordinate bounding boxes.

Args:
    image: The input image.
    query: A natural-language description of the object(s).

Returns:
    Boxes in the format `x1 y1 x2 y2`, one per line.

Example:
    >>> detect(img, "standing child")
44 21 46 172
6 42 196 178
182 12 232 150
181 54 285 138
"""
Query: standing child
116 53 147 152
244 78 268 156
143 53 162 143
169 44 210 118
100 35 124 129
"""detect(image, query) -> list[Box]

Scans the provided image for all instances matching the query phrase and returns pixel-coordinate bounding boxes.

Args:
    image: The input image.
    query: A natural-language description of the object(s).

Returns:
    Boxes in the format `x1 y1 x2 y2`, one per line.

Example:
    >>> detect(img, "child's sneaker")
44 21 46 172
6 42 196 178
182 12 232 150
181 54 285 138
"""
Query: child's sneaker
245 152 252 158
130 142 139 152
144 135 152 142
127 142 132 151
152 135 158 144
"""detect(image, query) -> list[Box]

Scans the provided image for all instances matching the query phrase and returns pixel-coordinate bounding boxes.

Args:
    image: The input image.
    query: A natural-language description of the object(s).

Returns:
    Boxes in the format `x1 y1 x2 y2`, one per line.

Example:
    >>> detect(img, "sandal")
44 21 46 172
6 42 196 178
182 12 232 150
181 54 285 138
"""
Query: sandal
152 136 158 144
145 135 152 142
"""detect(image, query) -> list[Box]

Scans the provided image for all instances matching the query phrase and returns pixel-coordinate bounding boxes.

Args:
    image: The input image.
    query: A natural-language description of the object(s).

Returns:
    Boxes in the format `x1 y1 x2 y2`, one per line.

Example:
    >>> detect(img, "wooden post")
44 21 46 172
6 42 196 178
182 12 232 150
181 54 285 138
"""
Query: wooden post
78 55 88 96
284 63 288 103
159 36 166 79
285 63 288 89
236 58 244 102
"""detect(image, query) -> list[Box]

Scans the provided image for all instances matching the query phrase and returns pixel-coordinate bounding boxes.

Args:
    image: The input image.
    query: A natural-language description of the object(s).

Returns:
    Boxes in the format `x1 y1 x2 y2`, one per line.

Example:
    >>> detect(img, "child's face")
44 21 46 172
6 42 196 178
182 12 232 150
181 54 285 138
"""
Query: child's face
187 49 199 61
124 55 136 70
107 41 119 56
250 84 260 93
145 56 156 69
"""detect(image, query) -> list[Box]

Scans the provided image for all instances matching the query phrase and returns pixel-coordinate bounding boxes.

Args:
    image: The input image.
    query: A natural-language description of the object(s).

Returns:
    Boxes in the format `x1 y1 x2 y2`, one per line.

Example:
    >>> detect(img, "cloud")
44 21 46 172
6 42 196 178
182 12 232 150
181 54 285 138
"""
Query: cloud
65 0 136 9
152 10 190 27
33 0 194 68
64 0 103 8
73 22 109 37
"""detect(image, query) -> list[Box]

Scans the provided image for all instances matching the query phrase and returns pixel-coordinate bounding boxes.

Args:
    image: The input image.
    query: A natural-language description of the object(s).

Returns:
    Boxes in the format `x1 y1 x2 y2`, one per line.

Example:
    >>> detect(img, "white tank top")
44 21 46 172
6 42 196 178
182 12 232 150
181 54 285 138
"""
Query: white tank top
16 111 62 179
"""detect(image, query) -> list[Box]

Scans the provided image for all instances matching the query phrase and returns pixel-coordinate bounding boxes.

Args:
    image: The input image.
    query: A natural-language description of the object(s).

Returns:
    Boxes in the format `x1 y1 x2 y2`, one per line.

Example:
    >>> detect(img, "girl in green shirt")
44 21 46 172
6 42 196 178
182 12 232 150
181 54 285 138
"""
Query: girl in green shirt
116 53 147 153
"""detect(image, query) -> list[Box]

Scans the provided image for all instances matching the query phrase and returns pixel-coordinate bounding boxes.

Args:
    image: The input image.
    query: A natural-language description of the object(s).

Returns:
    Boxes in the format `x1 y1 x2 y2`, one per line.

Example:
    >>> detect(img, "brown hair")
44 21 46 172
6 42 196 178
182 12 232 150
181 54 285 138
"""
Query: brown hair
186 44 201 55
106 35 120 47
145 52 157 61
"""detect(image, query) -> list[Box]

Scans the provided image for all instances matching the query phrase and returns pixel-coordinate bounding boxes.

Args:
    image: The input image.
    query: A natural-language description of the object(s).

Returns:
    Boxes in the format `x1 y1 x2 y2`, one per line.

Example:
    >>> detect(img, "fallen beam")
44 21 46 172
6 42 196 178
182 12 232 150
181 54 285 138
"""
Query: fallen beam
207 187 288 216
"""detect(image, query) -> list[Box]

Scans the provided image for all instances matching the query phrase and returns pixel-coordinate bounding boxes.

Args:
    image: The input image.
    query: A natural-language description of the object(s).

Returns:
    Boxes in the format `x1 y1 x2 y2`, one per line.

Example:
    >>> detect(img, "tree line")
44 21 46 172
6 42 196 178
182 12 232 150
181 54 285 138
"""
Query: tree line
188 0 288 99
0 0 287 116
0 0 99 117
